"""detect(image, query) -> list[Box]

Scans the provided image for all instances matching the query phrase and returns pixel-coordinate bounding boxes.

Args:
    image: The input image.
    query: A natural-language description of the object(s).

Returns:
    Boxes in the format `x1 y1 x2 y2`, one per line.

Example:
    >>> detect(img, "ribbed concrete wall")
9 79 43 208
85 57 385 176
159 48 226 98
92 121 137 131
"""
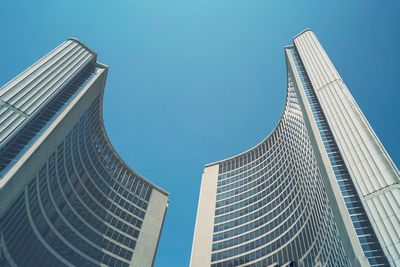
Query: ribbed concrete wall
294 30 400 266
191 30 399 267
0 40 95 147
0 40 168 267
191 76 350 267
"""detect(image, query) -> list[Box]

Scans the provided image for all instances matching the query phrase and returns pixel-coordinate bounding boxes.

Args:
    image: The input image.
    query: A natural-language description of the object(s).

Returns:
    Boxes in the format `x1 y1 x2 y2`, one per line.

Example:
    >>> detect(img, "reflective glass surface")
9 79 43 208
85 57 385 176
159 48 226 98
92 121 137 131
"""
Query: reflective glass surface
210 76 350 267
0 94 153 266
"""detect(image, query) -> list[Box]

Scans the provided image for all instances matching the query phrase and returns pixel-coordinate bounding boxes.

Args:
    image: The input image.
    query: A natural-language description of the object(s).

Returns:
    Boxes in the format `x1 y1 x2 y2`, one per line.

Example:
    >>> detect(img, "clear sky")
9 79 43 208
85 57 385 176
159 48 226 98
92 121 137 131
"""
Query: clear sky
1 1 399 266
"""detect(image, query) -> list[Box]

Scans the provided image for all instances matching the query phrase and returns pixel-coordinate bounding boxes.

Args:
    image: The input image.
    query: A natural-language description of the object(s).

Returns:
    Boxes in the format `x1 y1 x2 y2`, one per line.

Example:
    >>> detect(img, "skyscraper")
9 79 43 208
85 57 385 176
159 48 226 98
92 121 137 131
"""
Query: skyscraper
0 39 168 267
190 29 400 267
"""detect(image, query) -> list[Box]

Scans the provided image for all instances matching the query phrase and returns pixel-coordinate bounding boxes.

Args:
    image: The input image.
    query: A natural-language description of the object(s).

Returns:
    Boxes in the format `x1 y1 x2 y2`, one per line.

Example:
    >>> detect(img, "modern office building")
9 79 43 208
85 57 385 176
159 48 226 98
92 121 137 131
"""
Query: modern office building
0 39 168 267
191 29 400 267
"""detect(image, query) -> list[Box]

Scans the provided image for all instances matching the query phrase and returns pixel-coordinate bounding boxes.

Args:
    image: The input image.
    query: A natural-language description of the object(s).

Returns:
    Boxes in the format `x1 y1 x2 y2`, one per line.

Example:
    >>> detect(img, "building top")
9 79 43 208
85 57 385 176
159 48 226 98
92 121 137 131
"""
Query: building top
0 38 168 196
68 37 98 56
292 28 314 39
203 29 317 168
97 90 169 196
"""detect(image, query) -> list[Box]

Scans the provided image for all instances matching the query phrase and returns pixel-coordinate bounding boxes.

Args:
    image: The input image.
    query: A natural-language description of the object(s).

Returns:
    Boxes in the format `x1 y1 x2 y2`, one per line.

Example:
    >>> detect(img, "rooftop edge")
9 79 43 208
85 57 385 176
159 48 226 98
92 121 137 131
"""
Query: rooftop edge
293 28 314 40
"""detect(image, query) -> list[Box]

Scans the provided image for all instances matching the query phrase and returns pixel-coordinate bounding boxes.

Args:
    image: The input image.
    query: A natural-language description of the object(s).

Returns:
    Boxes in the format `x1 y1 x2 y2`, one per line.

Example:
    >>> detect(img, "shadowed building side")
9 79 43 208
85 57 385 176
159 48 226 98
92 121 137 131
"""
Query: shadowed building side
0 39 168 267
191 74 352 267
190 30 399 267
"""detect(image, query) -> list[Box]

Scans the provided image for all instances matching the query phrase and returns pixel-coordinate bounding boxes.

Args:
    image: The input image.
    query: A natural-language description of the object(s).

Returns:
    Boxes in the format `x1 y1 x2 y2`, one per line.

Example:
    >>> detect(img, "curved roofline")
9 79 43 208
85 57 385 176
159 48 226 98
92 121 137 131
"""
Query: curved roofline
204 40 304 168
68 38 97 58
95 62 169 196
293 28 314 39
205 81 289 168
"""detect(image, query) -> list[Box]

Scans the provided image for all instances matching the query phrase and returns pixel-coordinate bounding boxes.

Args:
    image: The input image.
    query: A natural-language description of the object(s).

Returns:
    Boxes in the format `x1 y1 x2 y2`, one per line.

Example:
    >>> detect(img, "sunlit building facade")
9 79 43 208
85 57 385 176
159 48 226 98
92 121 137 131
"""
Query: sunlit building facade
190 30 400 267
0 39 168 267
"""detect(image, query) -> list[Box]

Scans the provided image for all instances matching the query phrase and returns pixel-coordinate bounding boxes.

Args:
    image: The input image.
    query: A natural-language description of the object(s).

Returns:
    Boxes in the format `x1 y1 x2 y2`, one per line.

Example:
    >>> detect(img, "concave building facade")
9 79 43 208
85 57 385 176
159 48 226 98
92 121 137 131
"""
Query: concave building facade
0 39 168 267
190 30 400 267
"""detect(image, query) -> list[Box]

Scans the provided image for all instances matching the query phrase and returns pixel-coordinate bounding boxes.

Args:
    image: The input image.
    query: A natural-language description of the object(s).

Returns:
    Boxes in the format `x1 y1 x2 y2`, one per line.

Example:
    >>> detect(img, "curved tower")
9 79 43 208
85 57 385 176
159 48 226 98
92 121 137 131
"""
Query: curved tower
190 30 399 267
0 39 168 267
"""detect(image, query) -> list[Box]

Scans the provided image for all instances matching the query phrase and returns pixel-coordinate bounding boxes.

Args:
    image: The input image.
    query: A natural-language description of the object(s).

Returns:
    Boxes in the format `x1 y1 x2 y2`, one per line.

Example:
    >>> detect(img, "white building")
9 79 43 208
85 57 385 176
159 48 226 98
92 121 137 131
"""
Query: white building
191 30 399 267
0 39 168 267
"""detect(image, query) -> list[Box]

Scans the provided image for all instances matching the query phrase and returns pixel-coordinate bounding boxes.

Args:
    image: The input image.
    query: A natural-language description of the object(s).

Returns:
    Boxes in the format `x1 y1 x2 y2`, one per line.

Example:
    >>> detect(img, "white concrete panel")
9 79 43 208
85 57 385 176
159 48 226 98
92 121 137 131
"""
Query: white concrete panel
294 29 400 266
285 48 367 267
130 190 168 267
190 164 219 267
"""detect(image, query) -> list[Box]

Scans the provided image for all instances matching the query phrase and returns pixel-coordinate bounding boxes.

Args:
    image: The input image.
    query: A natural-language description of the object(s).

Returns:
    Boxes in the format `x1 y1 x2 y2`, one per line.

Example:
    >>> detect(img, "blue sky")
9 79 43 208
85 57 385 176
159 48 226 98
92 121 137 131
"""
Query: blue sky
1 1 399 266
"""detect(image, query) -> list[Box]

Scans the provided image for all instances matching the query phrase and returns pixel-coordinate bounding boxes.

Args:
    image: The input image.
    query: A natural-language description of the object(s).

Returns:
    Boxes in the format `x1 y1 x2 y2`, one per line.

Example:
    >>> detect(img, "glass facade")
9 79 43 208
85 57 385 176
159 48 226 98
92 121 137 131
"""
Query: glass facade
0 39 168 267
290 47 389 267
209 77 350 267
0 41 96 177
1 97 151 266
191 29 398 267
